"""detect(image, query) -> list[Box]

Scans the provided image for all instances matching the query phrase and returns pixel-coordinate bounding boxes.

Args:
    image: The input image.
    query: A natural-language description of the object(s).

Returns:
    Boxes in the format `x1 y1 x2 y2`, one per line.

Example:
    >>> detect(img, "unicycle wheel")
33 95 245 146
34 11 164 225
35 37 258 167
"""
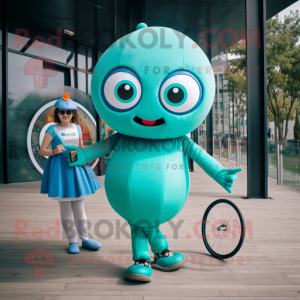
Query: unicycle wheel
202 199 245 259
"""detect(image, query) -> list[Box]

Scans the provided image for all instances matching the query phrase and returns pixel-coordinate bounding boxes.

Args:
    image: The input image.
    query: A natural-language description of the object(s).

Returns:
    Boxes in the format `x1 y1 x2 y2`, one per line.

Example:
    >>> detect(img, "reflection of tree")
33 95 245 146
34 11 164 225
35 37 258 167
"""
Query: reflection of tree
225 69 247 137
224 11 300 141
8 91 15 107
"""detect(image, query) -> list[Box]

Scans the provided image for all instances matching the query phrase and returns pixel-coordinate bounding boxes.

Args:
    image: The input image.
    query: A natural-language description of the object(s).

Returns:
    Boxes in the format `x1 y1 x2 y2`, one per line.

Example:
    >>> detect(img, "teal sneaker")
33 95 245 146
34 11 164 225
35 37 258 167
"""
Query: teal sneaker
124 259 152 282
152 249 185 271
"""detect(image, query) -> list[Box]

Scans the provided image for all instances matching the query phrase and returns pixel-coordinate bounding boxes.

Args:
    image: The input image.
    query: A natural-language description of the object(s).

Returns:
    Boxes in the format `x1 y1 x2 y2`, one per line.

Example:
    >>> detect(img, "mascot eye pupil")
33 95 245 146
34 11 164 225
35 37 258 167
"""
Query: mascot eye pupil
117 83 134 100
167 86 185 104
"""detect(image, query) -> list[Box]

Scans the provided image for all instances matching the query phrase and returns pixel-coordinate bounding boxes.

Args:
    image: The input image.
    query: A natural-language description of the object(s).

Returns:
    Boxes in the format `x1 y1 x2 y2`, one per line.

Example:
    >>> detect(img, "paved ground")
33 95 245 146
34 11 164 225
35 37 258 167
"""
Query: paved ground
0 158 300 299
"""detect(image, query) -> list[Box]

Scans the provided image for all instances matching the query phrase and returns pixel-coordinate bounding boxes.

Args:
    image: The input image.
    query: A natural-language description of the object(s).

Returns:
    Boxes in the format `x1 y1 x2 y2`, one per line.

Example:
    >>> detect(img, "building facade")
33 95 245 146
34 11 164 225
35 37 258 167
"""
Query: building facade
0 3 126 183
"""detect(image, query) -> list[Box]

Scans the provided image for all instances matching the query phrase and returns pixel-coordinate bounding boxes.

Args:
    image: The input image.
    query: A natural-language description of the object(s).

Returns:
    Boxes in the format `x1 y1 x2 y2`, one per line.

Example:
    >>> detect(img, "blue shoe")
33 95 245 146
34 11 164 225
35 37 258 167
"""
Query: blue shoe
124 259 152 282
82 239 101 250
68 242 80 254
152 249 185 271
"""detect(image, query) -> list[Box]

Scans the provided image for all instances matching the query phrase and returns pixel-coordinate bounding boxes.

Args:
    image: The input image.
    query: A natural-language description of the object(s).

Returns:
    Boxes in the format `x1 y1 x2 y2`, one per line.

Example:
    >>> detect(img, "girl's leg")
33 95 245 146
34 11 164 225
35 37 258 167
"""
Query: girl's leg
72 199 101 250
58 201 77 243
71 200 89 242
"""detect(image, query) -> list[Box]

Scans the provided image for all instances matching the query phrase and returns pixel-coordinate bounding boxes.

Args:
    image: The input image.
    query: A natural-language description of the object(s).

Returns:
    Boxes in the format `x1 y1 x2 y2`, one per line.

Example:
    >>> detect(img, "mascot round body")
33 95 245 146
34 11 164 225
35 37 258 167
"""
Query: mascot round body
66 23 241 282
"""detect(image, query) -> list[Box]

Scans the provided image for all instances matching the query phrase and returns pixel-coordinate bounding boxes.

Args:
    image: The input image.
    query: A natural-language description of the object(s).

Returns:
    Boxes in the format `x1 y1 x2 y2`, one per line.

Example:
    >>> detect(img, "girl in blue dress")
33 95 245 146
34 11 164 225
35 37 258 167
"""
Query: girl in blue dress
40 93 102 254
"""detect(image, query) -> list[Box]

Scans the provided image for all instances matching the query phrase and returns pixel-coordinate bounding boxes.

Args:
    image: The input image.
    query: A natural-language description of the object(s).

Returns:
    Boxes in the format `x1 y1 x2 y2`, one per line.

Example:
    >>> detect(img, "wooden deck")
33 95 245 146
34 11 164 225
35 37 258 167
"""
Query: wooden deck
0 158 300 300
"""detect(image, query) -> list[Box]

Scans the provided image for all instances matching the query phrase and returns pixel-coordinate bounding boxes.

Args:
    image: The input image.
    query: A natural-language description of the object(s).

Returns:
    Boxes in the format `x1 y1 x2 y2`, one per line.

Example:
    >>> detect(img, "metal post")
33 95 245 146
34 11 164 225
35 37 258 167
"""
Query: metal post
206 52 214 157
237 138 241 165
206 108 213 157
228 138 231 161
219 138 221 158
190 127 198 172
193 127 198 145
2 0 9 184
276 144 283 185
93 8 100 145
240 139 242 165
235 138 239 165
246 0 268 198
74 43 78 89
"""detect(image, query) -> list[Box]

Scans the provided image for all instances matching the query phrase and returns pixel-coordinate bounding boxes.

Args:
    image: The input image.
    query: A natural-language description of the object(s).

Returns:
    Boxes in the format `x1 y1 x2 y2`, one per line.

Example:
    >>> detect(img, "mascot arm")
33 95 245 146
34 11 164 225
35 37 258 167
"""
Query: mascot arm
181 135 241 193
66 133 119 167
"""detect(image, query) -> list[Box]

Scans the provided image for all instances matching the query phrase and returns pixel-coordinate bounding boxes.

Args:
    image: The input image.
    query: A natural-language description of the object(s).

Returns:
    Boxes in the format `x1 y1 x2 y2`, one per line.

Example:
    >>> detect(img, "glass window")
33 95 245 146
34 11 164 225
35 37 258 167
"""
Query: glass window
9 53 37 101
219 74 223 82
8 52 68 182
78 44 86 70
87 47 93 71
88 74 92 95
8 19 75 66
214 102 218 109
8 18 36 51
116 0 127 18
78 70 87 93
116 15 127 40
70 68 75 88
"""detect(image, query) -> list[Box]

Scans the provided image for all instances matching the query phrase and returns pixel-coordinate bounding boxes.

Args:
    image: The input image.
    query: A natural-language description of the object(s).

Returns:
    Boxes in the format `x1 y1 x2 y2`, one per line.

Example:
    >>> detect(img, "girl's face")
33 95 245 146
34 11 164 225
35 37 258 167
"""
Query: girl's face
57 110 75 125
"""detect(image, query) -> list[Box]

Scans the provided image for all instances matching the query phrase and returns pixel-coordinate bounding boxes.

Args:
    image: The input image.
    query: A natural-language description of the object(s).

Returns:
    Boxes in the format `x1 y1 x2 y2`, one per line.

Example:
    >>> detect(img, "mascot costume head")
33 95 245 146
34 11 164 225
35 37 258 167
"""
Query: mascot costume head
91 23 215 139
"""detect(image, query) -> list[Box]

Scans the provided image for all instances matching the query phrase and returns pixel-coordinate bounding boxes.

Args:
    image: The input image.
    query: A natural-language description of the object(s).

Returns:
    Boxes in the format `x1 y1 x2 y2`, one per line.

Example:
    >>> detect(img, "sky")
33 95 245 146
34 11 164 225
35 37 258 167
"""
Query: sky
278 1 300 19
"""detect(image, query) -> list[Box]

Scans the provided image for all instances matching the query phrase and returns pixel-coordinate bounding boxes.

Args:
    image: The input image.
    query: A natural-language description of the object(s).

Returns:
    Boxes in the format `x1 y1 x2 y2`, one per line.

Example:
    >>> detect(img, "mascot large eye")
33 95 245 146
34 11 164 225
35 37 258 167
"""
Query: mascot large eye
101 67 142 111
159 70 203 115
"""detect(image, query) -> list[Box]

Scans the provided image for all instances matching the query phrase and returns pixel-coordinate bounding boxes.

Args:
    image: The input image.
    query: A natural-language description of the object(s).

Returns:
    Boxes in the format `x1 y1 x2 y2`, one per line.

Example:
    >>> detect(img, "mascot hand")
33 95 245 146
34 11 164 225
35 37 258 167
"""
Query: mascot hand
215 168 242 193
66 145 87 167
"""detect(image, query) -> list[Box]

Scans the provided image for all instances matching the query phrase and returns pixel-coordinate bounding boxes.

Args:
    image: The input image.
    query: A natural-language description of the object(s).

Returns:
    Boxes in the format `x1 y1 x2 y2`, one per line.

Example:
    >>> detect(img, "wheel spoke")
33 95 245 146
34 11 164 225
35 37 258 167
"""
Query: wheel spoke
202 200 244 258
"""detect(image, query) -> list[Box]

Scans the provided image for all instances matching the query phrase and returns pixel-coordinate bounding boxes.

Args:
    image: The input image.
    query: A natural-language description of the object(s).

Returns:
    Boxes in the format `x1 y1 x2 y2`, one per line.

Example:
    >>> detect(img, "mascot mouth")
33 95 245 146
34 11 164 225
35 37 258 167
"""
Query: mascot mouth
133 116 165 127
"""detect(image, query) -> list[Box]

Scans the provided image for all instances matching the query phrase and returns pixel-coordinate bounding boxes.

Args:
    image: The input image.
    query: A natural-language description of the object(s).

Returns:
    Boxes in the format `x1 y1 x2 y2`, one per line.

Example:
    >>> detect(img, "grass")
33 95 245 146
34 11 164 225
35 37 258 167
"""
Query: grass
283 180 300 192
269 152 300 175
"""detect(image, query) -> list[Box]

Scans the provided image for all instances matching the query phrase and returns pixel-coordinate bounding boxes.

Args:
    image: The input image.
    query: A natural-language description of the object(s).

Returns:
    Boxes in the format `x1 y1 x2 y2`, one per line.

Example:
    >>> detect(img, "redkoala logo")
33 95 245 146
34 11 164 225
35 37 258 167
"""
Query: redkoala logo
24 57 57 88
24 246 55 277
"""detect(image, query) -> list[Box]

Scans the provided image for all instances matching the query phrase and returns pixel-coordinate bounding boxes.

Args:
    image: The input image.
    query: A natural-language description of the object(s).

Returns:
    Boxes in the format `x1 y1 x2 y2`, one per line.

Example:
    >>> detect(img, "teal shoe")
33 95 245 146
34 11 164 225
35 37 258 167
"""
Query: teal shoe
124 259 152 282
82 239 101 250
68 242 80 254
152 249 185 271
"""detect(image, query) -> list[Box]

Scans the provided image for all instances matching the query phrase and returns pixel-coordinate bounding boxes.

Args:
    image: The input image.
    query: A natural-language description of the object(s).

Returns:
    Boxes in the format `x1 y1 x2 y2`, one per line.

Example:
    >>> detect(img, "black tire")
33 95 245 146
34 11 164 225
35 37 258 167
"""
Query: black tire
202 199 245 259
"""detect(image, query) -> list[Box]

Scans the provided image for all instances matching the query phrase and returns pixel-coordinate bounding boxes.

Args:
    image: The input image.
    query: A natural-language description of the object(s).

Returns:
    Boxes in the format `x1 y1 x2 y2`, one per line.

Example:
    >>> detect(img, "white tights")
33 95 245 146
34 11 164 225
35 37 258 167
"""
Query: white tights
58 200 89 243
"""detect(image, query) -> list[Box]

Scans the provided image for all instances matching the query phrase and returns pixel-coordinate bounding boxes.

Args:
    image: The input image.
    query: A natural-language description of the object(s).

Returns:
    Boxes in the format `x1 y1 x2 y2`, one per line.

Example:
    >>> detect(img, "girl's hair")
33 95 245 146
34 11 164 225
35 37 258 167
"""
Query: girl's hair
54 108 78 124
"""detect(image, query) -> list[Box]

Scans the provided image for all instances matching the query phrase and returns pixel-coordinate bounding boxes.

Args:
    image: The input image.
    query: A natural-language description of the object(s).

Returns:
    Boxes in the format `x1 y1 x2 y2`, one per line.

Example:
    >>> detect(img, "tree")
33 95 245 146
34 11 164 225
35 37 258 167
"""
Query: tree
225 69 247 137
223 11 300 141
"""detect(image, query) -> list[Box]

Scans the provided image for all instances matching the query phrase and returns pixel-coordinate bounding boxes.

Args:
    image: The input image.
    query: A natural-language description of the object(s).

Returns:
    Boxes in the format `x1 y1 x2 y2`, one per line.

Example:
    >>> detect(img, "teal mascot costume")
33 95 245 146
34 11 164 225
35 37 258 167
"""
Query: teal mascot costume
66 23 241 282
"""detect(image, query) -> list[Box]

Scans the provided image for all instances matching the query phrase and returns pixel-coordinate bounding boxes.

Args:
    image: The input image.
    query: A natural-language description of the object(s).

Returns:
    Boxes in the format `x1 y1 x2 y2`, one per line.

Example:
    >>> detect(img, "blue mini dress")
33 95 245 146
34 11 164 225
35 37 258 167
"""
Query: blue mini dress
41 124 101 199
